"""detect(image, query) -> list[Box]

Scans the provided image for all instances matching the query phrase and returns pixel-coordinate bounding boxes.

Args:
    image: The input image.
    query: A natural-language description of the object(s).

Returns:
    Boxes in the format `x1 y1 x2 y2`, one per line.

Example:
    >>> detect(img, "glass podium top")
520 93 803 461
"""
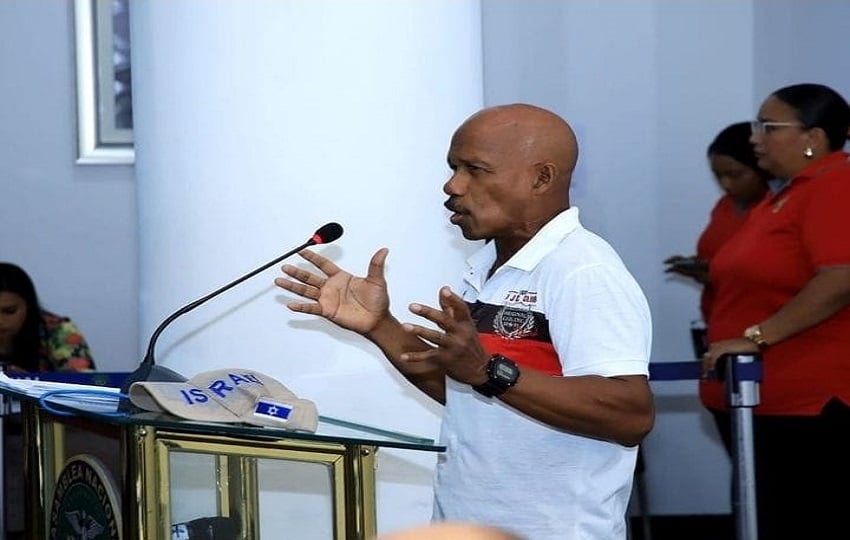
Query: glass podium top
0 375 444 452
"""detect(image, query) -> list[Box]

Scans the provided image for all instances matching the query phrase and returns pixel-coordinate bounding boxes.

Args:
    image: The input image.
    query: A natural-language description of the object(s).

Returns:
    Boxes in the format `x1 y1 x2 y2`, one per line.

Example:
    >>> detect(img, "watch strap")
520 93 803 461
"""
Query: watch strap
472 379 505 398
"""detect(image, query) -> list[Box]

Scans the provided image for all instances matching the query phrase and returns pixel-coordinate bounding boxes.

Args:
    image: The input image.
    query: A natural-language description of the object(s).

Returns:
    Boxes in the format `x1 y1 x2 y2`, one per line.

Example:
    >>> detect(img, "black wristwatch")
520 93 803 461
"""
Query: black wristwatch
473 354 521 398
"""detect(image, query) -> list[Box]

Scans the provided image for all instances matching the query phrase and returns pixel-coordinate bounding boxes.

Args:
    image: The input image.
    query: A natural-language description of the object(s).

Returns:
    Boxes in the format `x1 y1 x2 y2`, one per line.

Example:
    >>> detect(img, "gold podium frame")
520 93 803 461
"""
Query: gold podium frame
17 397 438 539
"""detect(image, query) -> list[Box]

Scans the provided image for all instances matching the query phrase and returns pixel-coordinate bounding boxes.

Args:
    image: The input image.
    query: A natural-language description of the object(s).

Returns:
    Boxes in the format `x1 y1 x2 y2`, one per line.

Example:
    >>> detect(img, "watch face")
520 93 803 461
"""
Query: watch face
490 356 519 384
494 361 517 381
473 355 520 397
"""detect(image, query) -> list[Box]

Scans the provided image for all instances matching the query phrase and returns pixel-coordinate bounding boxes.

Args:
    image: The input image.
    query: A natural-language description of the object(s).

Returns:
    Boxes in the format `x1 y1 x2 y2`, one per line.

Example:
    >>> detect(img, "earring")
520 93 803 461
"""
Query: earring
804 147 814 158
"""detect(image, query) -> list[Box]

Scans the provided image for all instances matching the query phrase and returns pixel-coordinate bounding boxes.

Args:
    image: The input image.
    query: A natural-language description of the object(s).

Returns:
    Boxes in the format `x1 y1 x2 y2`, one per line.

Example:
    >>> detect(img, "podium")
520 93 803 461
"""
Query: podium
0 377 443 539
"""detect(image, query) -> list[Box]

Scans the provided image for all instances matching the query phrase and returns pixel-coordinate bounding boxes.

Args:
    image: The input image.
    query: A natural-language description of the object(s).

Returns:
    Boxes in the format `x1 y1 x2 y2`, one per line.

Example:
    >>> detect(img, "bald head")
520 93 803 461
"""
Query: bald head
443 103 578 245
378 522 525 540
457 103 579 195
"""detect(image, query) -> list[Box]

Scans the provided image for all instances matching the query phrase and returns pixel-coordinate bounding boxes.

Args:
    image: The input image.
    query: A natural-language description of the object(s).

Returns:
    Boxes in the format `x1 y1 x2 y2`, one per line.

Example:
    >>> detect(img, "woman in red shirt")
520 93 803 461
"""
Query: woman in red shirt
665 122 771 324
702 83 850 539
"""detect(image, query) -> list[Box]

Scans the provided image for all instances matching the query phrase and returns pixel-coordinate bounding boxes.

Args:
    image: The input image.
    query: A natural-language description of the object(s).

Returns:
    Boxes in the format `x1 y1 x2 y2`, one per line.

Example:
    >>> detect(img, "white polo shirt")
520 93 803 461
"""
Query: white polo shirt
432 207 652 540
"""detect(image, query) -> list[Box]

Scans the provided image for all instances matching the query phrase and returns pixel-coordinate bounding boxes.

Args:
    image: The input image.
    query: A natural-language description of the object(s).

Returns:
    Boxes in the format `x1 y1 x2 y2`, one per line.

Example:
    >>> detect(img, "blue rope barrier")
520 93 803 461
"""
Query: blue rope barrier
649 361 702 381
649 358 763 382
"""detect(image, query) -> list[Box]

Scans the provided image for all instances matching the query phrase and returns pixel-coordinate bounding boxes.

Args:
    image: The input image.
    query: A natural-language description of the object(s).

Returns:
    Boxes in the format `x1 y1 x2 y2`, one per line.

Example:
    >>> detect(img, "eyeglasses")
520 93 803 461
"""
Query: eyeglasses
750 120 803 135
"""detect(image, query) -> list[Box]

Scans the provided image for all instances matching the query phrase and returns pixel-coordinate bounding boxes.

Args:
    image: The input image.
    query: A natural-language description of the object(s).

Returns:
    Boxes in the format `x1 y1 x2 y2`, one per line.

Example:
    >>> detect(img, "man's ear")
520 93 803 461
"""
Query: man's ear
533 162 557 191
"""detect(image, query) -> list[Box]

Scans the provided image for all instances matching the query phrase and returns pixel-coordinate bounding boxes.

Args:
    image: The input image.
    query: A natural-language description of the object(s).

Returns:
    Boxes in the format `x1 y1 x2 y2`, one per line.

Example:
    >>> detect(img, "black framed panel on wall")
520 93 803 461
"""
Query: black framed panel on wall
74 0 133 164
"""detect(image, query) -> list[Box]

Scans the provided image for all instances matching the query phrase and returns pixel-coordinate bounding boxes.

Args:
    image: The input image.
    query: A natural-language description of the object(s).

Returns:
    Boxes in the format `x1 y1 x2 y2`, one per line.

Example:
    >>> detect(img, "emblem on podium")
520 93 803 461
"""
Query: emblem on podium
49 455 121 540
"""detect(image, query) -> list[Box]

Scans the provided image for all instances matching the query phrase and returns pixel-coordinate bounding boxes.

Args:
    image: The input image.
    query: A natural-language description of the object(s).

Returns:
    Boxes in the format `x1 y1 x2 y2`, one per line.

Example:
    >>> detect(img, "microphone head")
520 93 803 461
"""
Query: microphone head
312 222 344 245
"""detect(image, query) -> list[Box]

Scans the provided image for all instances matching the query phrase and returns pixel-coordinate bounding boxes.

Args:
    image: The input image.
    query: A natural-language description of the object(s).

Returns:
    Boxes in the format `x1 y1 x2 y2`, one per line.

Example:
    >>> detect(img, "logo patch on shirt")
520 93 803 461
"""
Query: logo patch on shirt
494 290 538 340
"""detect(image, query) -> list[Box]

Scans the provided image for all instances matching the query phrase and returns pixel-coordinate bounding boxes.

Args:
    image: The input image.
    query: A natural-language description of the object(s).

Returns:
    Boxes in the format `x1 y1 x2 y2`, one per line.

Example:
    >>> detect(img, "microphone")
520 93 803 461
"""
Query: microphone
119 222 344 399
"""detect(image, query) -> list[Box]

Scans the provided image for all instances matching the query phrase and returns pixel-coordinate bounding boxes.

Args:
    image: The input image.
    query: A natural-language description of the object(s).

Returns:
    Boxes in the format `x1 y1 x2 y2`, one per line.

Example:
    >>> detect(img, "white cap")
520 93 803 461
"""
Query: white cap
128 368 318 433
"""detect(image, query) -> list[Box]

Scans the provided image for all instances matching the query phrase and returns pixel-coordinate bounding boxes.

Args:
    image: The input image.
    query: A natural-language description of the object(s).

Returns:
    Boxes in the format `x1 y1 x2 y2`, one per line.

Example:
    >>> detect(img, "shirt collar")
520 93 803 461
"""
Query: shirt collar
793 151 849 182
466 207 581 276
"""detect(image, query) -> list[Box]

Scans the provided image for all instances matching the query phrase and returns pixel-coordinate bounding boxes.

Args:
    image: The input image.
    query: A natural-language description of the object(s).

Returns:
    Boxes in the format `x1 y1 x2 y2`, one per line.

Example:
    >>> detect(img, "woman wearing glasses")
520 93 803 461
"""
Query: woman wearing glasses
701 83 850 539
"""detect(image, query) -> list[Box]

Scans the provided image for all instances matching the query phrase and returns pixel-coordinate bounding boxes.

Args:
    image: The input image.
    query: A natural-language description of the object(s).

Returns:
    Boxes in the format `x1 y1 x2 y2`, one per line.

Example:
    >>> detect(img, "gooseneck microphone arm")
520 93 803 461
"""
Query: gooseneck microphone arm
140 254 293 364
140 241 303 365
141 222 344 367
118 222 343 410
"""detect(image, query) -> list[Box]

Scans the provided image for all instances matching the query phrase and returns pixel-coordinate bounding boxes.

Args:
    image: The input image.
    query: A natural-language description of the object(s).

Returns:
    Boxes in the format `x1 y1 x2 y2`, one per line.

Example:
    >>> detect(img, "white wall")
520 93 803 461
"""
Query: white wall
0 0 139 372
753 0 850 98
3 0 850 529
130 0 482 534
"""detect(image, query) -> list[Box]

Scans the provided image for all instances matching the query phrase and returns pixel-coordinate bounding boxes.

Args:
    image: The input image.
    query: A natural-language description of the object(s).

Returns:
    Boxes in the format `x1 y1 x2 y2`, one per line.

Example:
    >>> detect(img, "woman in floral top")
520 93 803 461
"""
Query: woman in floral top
0 262 95 372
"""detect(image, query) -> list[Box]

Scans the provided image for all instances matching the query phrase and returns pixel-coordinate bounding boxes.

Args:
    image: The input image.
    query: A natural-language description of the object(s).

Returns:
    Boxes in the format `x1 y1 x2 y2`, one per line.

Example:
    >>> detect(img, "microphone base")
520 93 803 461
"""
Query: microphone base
118 363 187 413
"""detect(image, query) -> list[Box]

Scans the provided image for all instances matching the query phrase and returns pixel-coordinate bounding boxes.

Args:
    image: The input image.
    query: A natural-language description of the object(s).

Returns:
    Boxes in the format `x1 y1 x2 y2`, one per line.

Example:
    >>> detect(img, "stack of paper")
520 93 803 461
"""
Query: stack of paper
0 373 122 413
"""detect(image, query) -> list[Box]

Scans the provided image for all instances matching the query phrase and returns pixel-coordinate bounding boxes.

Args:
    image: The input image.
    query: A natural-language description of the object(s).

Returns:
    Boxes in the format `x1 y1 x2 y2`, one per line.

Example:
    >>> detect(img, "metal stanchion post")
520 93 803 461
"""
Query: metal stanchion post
0 362 11 538
723 353 761 540
648 358 764 540
0 391 5 537
0 362 8 537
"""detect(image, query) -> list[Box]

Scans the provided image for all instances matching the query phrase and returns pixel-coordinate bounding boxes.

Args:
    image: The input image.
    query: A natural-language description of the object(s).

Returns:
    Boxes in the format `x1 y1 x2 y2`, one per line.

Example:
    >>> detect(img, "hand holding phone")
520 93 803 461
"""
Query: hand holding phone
667 256 705 272
663 255 709 282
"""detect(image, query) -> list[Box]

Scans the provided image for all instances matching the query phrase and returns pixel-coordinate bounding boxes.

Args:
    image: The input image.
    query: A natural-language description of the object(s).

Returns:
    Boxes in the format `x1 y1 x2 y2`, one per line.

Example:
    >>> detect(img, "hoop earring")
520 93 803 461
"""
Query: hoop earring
804 147 814 158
